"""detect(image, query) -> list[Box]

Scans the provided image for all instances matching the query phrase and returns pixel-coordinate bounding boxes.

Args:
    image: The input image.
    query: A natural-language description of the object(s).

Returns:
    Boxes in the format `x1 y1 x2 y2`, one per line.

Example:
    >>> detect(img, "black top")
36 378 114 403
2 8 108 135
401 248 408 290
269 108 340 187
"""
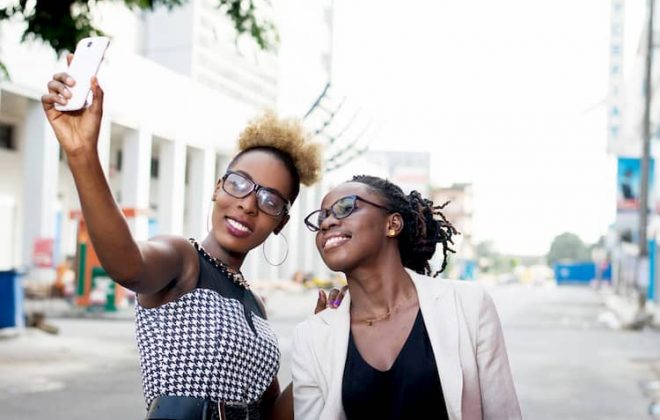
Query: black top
135 249 280 408
195 249 265 333
342 310 449 420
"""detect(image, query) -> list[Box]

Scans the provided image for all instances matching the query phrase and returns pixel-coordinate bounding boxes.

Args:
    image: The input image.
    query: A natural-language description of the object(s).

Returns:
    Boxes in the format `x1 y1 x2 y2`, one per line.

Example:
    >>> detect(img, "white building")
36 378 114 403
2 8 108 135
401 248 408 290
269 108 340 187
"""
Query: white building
0 0 334 284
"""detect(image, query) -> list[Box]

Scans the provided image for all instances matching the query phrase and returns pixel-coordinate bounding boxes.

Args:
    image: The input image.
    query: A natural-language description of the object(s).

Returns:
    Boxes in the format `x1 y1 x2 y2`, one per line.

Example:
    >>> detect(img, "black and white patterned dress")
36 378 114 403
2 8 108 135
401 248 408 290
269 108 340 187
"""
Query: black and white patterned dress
135 248 280 411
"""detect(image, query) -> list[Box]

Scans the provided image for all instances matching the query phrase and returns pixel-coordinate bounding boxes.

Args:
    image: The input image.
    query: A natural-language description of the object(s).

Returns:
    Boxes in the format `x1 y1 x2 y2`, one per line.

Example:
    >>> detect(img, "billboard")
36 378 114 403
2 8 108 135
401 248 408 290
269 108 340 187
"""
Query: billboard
617 157 655 212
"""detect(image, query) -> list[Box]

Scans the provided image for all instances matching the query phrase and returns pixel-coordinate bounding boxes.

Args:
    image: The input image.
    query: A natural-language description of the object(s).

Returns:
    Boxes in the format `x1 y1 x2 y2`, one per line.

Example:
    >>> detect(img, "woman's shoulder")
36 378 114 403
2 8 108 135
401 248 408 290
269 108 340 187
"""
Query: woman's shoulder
408 269 484 294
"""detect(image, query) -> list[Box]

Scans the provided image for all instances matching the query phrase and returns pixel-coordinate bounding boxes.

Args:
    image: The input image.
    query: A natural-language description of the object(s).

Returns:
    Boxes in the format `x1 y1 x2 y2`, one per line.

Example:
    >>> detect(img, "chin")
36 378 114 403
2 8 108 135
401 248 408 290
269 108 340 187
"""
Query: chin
213 231 251 254
321 254 356 274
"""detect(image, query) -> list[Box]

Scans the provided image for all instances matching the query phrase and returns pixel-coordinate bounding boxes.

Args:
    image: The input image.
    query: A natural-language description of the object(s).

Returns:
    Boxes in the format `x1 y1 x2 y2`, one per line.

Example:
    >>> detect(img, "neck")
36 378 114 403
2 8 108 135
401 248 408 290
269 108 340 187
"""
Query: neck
200 233 246 271
345 258 415 318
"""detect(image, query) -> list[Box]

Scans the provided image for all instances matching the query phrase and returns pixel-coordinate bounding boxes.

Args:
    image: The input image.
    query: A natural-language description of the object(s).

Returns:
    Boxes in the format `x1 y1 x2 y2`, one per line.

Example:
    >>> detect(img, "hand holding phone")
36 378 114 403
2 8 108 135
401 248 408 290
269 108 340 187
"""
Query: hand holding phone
54 36 110 112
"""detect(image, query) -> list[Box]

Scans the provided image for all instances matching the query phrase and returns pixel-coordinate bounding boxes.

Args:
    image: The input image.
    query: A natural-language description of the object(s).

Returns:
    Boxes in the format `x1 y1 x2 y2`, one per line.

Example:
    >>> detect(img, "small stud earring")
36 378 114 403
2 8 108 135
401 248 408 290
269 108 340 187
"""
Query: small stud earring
388 229 396 237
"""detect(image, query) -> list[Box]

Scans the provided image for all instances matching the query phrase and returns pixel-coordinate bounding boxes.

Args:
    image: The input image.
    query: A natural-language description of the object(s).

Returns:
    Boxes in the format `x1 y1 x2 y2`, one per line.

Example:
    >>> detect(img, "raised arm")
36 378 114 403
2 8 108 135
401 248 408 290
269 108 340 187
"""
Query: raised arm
42 63 193 295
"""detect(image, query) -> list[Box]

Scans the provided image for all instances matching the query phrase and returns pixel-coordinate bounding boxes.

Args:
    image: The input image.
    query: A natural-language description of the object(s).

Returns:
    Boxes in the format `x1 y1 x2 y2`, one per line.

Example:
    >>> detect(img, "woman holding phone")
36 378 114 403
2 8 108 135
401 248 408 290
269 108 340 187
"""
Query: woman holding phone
292 175 521 420
41 56 336 420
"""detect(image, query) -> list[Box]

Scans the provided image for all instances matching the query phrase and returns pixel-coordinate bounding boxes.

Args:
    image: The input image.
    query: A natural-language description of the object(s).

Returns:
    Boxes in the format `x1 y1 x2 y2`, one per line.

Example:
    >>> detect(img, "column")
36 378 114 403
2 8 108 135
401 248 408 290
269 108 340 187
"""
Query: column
121 127 152 240
158 139 186 235
97 115 112 174
185 147 216 239
21 99 60 268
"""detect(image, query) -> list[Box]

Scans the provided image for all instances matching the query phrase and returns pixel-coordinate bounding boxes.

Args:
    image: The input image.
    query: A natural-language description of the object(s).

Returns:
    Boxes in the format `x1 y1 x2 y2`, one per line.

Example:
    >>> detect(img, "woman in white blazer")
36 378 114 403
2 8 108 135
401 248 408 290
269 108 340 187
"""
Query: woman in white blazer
292 175 521 420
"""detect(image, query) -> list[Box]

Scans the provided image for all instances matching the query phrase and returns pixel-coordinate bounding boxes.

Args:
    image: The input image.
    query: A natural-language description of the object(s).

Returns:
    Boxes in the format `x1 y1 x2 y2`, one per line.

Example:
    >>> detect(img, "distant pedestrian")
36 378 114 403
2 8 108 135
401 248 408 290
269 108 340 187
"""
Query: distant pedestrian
293 175 521 420
42 57 332 420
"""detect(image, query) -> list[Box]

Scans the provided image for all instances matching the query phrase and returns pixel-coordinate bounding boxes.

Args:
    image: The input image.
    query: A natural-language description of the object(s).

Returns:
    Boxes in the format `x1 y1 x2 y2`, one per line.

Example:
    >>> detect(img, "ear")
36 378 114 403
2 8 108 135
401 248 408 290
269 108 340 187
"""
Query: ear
212 178 222 201
386 213 404 237
274 213 290 235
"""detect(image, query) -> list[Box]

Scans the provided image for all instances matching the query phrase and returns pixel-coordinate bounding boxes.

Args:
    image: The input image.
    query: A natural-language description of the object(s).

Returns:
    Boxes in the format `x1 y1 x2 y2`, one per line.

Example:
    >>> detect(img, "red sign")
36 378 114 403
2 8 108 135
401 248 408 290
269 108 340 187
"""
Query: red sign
33 238 54 268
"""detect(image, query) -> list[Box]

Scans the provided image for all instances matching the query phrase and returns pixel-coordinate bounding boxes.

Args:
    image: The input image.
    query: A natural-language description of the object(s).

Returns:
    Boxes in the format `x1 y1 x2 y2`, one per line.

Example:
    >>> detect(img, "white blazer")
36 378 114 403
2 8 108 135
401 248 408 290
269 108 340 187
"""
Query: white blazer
292 269 522 420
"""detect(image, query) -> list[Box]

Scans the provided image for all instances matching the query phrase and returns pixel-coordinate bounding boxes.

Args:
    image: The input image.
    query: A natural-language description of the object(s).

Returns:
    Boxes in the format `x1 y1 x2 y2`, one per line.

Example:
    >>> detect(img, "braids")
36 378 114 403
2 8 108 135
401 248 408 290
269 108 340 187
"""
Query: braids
350 175 459 277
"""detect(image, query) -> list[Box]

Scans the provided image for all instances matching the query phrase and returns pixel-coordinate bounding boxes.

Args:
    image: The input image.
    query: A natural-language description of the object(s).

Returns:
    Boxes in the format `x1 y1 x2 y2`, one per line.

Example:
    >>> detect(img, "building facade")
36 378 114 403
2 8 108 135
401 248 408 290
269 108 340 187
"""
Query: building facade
0 0 334 288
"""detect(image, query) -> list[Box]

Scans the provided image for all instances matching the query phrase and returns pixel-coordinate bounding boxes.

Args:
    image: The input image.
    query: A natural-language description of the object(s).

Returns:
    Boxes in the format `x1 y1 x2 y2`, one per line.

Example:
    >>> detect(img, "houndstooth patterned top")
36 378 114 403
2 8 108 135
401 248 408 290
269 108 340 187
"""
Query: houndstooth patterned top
135 248 280 409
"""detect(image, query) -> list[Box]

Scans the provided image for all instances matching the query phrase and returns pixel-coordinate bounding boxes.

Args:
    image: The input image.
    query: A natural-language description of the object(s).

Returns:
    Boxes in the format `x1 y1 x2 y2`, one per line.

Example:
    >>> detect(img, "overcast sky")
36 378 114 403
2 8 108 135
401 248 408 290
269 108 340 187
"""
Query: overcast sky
326 0 648 255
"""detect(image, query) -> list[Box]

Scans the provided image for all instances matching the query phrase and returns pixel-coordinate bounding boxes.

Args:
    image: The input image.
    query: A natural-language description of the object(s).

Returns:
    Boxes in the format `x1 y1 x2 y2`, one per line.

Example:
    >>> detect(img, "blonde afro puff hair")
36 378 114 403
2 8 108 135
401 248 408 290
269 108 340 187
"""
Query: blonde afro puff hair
237 111 322 186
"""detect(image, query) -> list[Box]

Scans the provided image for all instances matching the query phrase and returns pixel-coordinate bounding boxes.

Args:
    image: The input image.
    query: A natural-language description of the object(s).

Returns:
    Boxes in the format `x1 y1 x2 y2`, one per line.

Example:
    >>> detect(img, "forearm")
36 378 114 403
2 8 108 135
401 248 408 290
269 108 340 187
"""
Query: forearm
67 151 143 284
261 378 293 420
269 382 293 420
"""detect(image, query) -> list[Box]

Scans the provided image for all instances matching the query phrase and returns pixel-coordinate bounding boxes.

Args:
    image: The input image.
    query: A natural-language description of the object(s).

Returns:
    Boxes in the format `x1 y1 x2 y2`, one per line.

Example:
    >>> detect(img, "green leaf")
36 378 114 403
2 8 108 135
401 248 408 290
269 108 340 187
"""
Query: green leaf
0 0 278 63
0 61 10 80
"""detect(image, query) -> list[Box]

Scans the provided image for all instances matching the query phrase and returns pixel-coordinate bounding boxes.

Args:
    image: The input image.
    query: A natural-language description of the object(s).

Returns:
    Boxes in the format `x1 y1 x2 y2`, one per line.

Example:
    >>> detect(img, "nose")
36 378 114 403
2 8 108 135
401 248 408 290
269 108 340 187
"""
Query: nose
319 211 340 232
237 190 259 215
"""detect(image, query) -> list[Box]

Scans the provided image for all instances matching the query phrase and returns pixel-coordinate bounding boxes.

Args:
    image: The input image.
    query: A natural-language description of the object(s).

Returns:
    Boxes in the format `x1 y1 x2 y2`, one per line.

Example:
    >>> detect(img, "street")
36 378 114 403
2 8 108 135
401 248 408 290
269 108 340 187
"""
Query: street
1 282 659 419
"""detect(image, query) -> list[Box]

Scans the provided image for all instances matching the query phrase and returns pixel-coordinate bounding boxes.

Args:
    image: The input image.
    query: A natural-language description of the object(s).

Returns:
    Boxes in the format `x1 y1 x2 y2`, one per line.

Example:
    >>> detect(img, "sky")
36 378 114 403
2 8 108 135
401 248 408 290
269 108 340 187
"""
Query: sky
327 0 638 256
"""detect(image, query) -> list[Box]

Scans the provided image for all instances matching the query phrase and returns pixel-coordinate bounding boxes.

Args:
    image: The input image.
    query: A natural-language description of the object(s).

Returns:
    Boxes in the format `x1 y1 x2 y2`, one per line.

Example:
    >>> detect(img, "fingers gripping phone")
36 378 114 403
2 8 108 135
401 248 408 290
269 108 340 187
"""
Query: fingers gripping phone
54 36 110 112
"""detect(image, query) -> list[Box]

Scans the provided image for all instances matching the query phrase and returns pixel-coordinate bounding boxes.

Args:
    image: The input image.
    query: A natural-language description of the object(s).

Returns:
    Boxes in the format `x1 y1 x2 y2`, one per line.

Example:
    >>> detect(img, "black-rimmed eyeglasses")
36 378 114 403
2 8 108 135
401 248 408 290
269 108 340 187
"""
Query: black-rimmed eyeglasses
304 194 390 232
221 170 291 217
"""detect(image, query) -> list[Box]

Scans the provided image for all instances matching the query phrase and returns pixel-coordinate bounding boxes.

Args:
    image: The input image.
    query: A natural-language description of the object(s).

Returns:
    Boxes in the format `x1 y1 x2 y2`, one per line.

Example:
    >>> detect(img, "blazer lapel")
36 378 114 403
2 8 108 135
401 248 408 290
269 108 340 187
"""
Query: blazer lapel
408 269 463 420
316 293 351 420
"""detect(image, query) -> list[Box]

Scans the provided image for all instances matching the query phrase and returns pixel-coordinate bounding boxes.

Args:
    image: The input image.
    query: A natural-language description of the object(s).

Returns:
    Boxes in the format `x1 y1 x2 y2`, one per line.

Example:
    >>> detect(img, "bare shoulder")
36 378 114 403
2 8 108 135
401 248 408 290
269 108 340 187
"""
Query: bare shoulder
136 235 200 306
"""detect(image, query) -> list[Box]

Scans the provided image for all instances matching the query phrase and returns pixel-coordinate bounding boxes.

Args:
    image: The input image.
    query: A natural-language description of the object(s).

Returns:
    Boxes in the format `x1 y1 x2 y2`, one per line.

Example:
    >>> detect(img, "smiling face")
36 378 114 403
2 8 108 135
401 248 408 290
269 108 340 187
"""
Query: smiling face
314 182 397 274
211 150 294 256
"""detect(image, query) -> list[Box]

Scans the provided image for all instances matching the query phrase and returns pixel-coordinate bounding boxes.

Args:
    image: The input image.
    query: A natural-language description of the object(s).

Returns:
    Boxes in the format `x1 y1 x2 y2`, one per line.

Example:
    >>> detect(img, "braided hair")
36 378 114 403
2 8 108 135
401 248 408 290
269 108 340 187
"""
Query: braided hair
350 175 459 277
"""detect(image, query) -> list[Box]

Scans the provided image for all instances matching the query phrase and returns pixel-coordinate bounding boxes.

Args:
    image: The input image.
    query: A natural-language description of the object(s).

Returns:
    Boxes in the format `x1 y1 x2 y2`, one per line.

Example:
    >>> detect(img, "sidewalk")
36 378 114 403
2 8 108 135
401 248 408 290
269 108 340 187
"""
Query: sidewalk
600 287 660 330
18 285 320 325
23 298 135 321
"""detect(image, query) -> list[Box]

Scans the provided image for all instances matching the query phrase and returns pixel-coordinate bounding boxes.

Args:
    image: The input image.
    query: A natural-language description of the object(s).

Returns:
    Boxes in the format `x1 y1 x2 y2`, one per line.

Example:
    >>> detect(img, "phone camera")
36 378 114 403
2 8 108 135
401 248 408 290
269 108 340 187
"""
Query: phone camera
87 41 92 47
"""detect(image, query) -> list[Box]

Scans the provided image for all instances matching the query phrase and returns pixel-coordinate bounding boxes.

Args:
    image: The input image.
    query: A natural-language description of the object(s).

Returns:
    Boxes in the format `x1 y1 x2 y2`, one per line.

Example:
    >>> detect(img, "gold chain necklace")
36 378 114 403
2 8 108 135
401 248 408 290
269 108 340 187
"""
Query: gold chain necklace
354 310 394 326
352 290 415 326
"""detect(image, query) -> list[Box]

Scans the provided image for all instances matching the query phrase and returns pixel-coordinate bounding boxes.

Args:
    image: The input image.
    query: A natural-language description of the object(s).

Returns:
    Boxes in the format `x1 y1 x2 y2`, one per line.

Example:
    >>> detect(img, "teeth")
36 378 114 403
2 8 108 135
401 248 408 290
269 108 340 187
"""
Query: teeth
227 218 251 233
325 236 349 249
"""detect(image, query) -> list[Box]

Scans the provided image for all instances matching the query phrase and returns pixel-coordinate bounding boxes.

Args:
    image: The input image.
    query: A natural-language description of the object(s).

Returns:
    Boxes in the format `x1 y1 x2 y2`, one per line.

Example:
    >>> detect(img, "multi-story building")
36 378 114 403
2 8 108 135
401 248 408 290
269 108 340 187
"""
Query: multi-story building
0 0 334 291
606 0 660 302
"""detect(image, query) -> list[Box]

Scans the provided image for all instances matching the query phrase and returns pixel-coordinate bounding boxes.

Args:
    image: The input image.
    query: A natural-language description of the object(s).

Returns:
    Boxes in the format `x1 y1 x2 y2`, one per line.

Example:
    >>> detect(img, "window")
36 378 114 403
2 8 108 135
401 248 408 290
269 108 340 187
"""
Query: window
0 123 15 150
150 157 159 179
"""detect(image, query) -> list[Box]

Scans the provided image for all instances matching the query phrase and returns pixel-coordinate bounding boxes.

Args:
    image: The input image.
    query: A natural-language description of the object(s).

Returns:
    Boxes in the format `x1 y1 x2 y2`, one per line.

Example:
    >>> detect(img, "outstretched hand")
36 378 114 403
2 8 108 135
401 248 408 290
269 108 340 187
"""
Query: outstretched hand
314 286 348 314
41 53 104 158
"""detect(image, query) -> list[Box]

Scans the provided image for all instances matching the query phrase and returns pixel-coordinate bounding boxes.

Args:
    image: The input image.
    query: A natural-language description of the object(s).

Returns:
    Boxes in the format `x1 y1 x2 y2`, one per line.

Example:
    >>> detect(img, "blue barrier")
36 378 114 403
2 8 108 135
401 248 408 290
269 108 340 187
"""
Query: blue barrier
554 262 611 284
0 270 24 328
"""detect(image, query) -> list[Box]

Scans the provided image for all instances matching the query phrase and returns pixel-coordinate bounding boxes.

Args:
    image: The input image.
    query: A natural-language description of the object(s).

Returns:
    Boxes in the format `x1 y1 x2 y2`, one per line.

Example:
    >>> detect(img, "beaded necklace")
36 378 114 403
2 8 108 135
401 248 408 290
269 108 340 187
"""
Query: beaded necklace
189 238 250 290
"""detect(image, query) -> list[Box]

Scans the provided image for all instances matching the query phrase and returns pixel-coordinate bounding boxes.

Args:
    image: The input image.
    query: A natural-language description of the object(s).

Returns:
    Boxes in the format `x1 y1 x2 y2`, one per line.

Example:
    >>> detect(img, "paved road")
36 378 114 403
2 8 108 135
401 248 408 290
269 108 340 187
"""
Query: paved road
1 283 659 419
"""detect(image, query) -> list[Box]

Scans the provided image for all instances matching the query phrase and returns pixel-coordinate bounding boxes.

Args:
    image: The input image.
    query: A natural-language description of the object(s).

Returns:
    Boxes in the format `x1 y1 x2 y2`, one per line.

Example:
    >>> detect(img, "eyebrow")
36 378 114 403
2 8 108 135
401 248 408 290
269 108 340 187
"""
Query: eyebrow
232 170 290 202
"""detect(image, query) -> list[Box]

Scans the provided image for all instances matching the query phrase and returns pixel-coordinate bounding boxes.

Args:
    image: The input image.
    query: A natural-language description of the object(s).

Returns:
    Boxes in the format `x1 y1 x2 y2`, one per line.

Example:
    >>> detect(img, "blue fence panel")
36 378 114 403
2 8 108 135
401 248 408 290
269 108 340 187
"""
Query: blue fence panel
554 262 611 284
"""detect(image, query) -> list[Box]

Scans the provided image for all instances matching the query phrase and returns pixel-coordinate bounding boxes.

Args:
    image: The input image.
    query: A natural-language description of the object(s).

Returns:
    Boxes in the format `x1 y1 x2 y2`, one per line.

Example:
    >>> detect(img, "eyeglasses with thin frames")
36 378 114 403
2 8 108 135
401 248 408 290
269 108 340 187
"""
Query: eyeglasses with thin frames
221 170 291 217
304 194 390 232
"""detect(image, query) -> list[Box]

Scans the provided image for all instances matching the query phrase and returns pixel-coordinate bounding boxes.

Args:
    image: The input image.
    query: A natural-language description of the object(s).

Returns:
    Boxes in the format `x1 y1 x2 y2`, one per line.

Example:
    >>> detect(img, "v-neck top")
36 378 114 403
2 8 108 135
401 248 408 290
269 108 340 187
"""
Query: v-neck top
341 309 449 420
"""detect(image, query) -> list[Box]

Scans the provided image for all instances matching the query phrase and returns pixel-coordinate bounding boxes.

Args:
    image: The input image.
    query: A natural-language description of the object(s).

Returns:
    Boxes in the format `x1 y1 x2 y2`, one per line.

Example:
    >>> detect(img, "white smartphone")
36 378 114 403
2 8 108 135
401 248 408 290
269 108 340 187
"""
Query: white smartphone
54 36 110 112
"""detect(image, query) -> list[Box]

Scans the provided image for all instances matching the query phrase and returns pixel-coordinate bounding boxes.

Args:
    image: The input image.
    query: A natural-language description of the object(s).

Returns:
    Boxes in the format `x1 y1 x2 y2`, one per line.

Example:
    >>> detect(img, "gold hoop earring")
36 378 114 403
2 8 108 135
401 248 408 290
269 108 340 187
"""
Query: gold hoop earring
263 232 289 266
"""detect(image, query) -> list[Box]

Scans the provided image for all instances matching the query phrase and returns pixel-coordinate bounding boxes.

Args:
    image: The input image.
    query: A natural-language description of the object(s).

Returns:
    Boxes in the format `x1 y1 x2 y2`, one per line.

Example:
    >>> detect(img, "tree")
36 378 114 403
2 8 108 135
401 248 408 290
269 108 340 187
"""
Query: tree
475 240 508 274
547 232 590 266
0 0 277 80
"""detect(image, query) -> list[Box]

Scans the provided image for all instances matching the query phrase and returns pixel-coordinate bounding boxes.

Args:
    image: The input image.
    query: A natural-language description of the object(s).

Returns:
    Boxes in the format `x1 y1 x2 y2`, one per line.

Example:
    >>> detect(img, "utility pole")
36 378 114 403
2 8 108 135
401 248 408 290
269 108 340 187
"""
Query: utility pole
638 0 655 319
